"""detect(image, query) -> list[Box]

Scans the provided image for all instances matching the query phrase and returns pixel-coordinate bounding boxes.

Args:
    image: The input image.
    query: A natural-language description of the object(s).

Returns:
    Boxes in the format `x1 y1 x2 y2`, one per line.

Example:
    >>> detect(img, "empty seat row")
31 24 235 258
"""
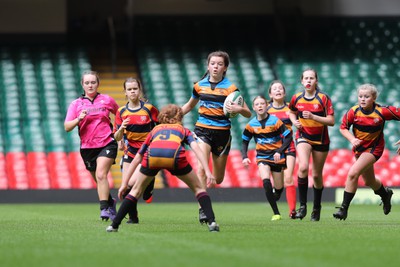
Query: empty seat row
0 151 113 190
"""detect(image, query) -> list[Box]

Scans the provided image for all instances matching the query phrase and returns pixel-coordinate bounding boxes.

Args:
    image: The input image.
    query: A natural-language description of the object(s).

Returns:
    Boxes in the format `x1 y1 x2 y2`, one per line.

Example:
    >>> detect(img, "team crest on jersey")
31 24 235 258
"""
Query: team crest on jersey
140 115 147 122
100 100 105 104
374 118 380 124
313 104 319 110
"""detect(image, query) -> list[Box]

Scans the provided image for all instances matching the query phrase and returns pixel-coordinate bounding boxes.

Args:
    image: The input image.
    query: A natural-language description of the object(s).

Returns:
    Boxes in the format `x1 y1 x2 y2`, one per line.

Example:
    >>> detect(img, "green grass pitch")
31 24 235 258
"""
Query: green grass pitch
0 202 399 267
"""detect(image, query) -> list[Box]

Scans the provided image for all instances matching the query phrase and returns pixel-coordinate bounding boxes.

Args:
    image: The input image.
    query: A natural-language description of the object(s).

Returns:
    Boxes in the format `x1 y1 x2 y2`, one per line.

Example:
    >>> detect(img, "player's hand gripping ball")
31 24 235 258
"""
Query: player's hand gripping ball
223 91 244 118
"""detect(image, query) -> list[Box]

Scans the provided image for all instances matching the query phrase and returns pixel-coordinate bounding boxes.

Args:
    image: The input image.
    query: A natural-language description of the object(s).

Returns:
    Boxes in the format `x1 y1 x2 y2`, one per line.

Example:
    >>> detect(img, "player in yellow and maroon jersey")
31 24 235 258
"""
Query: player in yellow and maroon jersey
333 84 400 220
267 80 297 219
181 51 251 223
114 78 159 223
289 69 335 221
107 104 220 232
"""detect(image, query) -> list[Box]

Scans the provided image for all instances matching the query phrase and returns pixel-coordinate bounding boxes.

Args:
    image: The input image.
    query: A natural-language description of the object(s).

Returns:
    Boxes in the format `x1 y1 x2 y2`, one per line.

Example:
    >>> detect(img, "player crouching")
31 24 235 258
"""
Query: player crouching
106 104 219 232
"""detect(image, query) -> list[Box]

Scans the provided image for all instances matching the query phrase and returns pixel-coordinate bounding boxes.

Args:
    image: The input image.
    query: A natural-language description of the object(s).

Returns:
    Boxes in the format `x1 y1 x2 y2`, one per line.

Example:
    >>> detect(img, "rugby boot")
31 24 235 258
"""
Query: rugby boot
333 206 348 221
295 205 307 220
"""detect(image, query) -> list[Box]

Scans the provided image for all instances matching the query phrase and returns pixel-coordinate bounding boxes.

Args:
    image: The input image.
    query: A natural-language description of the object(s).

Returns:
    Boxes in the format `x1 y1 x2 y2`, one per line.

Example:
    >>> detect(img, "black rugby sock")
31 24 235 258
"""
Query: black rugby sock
298 177 308 206
342 191 355 209
263 179 280 215
313 186 324 209
196 192 215 223
112 195 138 228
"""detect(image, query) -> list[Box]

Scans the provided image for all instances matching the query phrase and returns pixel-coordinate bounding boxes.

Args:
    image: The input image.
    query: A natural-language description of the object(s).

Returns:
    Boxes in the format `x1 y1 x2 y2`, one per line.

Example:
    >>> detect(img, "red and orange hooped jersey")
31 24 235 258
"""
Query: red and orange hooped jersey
192 76 239 130
267 102 296 154
289 90 334 145
340 104 400 158
114 101 159 158
139 124 195 170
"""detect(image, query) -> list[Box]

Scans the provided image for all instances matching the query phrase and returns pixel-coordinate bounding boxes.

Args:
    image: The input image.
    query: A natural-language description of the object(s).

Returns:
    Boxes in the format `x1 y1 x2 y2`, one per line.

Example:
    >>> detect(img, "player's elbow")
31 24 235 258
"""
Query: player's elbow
327 121 335 127
326 116 335 126
64 124 72 132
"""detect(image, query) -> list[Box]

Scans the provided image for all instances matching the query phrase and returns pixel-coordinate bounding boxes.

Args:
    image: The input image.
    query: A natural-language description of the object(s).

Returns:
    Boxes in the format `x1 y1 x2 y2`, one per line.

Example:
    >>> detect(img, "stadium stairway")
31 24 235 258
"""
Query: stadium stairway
88 45 167 189
88 45 136 186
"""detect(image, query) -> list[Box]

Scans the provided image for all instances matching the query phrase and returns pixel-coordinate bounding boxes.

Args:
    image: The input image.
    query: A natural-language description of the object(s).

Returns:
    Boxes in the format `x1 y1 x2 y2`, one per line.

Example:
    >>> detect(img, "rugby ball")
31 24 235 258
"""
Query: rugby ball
223 91 244 118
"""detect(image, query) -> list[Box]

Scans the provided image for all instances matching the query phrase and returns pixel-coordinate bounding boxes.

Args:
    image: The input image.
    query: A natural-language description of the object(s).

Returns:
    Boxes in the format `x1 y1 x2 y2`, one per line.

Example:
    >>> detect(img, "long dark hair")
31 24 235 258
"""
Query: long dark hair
195 51 230 83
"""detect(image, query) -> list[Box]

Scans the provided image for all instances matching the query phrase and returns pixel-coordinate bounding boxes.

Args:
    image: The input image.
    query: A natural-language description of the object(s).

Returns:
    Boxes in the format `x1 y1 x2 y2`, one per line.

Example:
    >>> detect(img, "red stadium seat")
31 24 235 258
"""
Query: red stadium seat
68 152 96 189
27 152 50 189
245 149 262 187
162 170 187 188
6 152 29 189
226 150 252 187
0 153 8 189
67 152 113 189
47 152 72 189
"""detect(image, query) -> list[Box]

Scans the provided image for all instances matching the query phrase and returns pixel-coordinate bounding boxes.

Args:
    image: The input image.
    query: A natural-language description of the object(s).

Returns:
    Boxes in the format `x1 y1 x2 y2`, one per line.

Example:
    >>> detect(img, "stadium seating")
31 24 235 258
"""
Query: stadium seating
0 153 7 189
27 152 51 189
0 46 97 189
133 16 400 188
1 17 400 189
47 152 72 189
5 152 29 189
68 151 97 189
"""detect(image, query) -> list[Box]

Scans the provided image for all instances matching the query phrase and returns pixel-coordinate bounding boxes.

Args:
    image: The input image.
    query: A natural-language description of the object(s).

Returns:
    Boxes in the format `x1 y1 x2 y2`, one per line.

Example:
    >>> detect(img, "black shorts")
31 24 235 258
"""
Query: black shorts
140 163 192 177
194 126 231 156
286 152 296 157
258 161 286 172
80 140 118 171
122 153 134 164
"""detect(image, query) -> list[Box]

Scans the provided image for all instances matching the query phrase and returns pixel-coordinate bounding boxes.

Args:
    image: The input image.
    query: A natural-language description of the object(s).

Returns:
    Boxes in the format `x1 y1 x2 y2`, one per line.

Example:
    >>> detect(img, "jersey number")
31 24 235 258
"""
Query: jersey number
159 130 171 140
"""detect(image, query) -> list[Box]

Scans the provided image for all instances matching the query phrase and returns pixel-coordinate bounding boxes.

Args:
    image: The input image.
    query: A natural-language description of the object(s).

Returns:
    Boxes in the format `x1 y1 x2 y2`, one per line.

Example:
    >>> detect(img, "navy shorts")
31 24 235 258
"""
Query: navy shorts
140 163 192 177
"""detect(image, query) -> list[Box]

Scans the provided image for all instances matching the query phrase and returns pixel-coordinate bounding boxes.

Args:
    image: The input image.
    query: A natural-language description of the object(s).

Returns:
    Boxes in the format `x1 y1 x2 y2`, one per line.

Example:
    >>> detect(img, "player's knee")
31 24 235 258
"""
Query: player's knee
297 165 308 176
95 172 108 182
347 170 360 181
197 167 205 177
